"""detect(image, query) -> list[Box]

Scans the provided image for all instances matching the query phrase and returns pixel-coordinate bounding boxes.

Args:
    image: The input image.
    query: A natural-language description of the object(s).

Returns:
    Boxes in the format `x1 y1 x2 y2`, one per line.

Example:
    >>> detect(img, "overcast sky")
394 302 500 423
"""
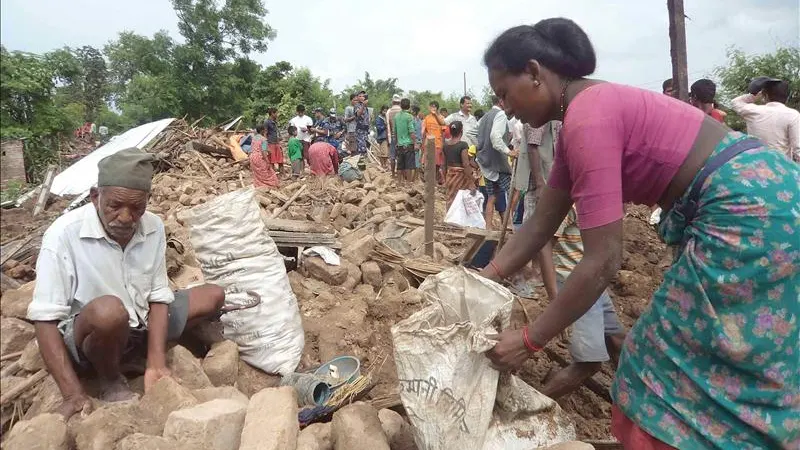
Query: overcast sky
2 0 798 97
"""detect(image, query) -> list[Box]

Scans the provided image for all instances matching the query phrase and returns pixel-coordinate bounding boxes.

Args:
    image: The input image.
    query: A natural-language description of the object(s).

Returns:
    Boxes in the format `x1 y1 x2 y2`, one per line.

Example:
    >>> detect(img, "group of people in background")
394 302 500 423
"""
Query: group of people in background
664 76 799 162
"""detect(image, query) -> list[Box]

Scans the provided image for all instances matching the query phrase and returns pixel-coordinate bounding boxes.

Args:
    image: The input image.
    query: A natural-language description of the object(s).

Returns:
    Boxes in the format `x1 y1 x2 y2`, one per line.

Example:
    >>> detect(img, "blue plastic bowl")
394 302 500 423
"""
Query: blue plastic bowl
313 356 361 390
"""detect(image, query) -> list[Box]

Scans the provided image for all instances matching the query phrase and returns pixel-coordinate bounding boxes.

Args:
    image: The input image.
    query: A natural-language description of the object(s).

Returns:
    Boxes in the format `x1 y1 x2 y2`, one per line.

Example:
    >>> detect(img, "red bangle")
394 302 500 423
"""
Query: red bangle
488 260 505 279
522 326 543 353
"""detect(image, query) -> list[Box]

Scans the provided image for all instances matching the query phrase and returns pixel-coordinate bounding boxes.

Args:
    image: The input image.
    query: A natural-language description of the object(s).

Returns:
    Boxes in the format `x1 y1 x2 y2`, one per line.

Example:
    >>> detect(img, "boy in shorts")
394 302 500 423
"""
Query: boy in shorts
287 126 304 178
393 98 417 183
540 206 627 399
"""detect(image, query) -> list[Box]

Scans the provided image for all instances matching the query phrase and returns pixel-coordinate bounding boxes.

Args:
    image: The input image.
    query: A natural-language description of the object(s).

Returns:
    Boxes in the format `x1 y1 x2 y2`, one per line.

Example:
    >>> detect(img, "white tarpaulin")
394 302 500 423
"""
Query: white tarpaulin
49 118 175 197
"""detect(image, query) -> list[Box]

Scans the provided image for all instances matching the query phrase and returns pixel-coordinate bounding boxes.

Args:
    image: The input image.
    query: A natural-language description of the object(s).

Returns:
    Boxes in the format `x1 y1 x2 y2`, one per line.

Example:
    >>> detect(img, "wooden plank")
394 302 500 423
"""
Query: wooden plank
0 234 36 267
424 137 436 257
272 240 341 250
585 441 624 450
190 150 215 178
0 369 48 406
668 0 689 102
32 165 57 217
264 218 332 233
186 140 230 157
268 190 290 203
0 351 23 362
495 159 519 257
270 185 307 219
268 232 336 244
460 235 486 264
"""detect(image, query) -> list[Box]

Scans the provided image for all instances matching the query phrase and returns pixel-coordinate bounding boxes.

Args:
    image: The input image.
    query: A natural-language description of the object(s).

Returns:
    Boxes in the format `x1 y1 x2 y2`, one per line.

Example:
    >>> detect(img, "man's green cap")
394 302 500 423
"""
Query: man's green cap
97 148 155 192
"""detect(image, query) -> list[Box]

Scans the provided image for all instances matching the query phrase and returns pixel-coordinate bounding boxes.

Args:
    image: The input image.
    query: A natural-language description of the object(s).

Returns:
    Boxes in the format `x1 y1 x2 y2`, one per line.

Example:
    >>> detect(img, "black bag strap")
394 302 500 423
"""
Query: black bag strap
675 138 761 225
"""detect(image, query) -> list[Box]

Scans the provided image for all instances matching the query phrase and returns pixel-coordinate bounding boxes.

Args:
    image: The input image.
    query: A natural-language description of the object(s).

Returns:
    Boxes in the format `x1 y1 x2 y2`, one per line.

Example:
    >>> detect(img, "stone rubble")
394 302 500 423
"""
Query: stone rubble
0 136 617 449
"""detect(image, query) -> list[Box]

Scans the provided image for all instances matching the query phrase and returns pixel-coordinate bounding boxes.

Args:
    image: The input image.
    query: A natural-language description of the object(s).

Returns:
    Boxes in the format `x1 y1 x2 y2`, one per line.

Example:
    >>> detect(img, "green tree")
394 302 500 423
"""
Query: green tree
715 46 800 130
104 31 175 98
43 46 110 123
0 46 78 181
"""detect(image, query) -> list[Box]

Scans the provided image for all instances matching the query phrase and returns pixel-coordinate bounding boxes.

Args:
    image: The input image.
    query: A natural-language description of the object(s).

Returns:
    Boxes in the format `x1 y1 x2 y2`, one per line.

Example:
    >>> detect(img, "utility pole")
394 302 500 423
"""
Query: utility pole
668 0 689 101
463 72 467 97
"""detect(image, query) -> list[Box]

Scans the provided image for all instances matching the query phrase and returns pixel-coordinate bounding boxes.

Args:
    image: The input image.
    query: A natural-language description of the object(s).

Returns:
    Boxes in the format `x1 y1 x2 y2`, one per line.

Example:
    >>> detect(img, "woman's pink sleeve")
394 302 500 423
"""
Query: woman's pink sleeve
547 117 625 229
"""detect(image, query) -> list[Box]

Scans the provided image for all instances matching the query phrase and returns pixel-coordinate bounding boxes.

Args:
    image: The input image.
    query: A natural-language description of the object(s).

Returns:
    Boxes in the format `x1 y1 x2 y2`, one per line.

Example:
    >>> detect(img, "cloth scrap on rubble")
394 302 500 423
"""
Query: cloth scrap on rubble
303 246 341 265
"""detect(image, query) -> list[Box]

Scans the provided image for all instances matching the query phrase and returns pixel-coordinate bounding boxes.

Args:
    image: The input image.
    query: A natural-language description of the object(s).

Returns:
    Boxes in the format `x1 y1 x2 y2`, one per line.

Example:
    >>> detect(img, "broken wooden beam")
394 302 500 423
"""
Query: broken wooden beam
185 140 230 157
0 234 36 267
270 185 307 219
32 165 57 217
190 150 215 178
268 231 337 246
0 351 23 362
264 218 332 233
0 369 48 406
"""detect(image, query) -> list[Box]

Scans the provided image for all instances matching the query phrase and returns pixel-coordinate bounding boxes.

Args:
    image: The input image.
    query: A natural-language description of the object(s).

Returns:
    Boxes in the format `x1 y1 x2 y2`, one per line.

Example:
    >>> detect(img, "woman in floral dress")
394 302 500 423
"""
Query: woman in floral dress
480 19 799 449
249 124 279 189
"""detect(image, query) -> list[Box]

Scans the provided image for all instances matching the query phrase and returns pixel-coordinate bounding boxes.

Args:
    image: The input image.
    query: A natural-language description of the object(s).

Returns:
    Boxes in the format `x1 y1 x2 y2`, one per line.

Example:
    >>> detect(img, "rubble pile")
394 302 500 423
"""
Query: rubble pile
0 119 669 446
0 333 417 450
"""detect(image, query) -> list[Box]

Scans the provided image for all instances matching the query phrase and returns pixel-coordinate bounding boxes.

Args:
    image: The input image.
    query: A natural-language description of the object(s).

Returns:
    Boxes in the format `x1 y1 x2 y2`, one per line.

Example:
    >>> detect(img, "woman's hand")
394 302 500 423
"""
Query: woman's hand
485 328 532 372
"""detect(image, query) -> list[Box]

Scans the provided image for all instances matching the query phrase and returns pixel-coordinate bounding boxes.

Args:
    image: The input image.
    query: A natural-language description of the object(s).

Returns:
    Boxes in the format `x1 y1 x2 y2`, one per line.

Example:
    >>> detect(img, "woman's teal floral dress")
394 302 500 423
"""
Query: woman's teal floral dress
612 132 800 449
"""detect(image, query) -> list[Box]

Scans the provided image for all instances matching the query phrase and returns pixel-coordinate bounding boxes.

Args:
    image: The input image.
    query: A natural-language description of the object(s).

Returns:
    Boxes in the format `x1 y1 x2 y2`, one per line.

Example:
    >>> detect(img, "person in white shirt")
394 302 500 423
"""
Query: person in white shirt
732 77 800 162
289 104 315 164
445 96 479 147
27 149 229 420
476 96 519 229
385 94 403 176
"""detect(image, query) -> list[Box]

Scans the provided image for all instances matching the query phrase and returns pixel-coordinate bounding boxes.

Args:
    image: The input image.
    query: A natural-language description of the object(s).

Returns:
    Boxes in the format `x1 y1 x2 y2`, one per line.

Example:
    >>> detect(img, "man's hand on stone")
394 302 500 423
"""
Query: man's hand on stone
57 392 93 420
144 366 172 393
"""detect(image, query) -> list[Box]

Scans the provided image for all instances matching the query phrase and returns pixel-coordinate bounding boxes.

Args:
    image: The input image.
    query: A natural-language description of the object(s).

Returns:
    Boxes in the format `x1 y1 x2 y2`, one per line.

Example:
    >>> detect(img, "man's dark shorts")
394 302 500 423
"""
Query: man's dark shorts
59 290 190 369
480 173 511 213
396 145 416 170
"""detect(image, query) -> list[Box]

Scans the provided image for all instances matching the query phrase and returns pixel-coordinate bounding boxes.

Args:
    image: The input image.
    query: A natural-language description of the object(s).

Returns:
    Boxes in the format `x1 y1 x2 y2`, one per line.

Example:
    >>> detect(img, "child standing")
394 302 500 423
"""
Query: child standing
287 125 304 178
375 105 389 169
539 206 626 400
265 108 284 175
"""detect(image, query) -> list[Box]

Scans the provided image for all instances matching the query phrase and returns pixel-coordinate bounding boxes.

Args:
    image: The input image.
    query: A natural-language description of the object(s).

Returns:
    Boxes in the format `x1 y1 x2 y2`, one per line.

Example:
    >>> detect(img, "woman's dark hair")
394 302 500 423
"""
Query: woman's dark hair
448 120 463 137
411 105 420 114
380 105 388 113
484 18 596 78
288 125 297 135
267 107 277 115
256 124 266 134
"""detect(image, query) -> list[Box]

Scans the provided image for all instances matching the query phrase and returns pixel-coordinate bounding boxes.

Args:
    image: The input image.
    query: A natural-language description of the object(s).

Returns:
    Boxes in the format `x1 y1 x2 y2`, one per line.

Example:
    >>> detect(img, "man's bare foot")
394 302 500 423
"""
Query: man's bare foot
99 377 136 402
